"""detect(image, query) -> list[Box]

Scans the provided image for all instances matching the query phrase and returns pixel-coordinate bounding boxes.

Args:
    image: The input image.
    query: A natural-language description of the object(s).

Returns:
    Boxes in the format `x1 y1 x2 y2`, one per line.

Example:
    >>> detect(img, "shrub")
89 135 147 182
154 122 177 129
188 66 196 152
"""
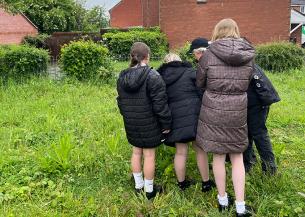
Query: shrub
22 34 51 49
0 45 49 78
256 42 305 72
60 40 113 81
128 26 161 32
103 29 168 60
175 42 196 66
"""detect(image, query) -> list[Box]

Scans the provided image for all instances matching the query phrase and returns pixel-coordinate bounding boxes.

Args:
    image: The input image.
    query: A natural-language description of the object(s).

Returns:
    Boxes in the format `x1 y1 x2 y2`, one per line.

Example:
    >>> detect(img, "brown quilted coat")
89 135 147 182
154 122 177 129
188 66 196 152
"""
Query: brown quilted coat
196 38 255 154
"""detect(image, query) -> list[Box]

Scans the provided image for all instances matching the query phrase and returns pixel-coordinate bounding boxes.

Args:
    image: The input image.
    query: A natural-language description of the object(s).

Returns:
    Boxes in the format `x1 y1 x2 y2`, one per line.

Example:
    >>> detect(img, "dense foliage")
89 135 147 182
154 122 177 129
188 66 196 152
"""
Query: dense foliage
175 42 196 66
103 28 168 60
0 45 49 79
22 34 51 49
60 40 113 81
0 0 108 33
256 42 305 72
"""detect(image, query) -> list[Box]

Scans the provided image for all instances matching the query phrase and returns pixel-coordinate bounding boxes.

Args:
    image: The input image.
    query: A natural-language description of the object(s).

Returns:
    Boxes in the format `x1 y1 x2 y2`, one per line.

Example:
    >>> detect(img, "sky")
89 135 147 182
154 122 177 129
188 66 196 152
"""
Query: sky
85 0 120 11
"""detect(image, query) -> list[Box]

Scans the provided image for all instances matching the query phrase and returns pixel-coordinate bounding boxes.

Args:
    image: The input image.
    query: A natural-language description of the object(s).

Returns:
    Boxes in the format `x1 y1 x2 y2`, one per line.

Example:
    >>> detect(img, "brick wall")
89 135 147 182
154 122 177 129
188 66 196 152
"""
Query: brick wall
142 0 159 27
160 0 291 48
109 0 143 27
0 9 38 44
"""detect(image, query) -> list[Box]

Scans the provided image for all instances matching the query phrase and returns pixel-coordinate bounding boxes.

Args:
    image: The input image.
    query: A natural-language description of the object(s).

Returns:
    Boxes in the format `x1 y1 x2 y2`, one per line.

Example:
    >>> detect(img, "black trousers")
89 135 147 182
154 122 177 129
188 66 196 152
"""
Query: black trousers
244 105 277 173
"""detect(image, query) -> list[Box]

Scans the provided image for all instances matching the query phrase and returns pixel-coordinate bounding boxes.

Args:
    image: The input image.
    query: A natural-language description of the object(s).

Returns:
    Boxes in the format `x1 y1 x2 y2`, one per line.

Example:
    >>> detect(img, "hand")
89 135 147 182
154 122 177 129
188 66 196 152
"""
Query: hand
162 129 170 134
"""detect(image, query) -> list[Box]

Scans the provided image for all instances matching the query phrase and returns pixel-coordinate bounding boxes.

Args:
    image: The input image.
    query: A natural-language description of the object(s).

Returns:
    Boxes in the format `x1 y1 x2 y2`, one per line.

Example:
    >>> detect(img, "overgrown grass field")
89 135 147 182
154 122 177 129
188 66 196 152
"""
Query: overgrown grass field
0 63 304 217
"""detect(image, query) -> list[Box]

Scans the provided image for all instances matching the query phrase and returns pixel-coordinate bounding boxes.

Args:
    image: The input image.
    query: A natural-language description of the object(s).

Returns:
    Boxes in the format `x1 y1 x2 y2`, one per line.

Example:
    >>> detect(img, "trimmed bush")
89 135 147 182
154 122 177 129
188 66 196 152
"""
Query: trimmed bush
256 42 305 72
175 42 196 66
22 34 51 49
0 45 49 78
60 40 113 81
103 29 168 60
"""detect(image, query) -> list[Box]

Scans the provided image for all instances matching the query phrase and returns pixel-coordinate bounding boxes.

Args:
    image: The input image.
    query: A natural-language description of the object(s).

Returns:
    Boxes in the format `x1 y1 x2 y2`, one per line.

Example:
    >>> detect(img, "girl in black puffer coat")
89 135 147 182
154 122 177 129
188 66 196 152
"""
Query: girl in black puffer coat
117 42 171 199
158 53 214 191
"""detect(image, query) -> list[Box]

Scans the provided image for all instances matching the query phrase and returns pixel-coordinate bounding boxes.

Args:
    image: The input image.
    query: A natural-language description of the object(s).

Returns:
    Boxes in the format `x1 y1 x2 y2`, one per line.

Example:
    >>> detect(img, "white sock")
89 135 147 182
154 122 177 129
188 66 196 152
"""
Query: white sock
133 172 144 189
144 179 154 193
217 193 228 206
235 201 246 214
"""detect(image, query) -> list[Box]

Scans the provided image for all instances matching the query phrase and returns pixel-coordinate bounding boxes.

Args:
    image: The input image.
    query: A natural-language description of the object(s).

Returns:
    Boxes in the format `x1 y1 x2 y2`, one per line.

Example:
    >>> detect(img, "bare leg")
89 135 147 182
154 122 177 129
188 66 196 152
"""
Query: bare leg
174 143 188 182
192 142 210 182
143 148 156 180
131 147 142 173
229 153 245 202
213 154 226 197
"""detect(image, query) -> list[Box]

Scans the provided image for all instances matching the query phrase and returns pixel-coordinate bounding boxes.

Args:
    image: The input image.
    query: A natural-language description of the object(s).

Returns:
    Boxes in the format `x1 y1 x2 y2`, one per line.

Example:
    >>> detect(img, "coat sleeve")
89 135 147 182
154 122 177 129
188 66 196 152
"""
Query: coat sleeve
190 69 203 99
116 79 123 115
147 71 172 130
196 55 208 90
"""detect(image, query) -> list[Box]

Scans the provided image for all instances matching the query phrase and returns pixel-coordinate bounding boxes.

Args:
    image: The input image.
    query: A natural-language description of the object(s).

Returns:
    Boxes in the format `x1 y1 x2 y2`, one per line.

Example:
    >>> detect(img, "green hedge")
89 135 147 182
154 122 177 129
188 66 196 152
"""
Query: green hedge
175 42 196 67
22 34 51 49
60 40 113 81
103 29 168 60
0 45 49 79
256 42 305 72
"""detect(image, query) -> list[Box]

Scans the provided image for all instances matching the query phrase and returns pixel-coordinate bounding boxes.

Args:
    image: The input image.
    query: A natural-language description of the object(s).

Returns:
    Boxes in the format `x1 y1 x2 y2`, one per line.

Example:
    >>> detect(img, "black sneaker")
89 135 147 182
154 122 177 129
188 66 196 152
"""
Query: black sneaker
146 185 163 200
202 180 216 192
218 194 234 212
135 188 144 194
177 179 196 191
236 205 253 217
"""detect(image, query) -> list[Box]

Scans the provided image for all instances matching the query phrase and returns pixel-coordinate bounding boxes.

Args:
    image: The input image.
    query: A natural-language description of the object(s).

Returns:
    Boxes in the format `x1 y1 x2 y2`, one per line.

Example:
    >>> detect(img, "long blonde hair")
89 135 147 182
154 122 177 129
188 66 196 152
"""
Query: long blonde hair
211 18 240 41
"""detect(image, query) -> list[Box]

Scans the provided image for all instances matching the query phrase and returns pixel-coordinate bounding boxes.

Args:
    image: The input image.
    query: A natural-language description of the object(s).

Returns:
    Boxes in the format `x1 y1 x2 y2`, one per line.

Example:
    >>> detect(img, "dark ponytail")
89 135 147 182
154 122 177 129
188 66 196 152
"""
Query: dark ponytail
130 42 151 67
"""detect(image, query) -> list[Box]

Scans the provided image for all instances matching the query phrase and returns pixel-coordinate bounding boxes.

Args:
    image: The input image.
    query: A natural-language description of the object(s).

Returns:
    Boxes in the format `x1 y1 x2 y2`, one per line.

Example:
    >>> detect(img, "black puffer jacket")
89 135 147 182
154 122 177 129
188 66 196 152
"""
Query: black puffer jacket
247 64 281 108
158 61 202 146
117 65 172 148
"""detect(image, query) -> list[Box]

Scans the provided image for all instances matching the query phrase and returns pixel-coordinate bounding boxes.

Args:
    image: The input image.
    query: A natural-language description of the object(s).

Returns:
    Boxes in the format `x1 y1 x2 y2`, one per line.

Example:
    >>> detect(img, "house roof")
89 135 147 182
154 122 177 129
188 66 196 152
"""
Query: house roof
0 8 38 30
20 12 38 29
291 8 305 24
109 0 122 13
292 0 305 5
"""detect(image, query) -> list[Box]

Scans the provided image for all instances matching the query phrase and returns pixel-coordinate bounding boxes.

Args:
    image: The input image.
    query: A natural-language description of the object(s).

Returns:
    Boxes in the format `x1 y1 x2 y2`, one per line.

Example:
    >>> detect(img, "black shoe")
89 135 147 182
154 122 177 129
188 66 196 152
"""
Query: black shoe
236 205 253 217
202 180 216 192
135 188 144 194
146 185 163 200
177 179 196 191
218 194 234 212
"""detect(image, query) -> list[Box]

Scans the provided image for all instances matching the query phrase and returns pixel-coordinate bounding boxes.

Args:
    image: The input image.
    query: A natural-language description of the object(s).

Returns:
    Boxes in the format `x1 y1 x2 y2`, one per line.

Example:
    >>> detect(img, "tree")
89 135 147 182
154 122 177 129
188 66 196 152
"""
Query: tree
82 6 109 32
0 0 109 34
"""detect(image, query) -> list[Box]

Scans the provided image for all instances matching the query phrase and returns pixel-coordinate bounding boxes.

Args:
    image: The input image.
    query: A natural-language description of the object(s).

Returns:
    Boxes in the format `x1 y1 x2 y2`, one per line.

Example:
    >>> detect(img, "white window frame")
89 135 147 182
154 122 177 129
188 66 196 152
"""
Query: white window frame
197 0 207 3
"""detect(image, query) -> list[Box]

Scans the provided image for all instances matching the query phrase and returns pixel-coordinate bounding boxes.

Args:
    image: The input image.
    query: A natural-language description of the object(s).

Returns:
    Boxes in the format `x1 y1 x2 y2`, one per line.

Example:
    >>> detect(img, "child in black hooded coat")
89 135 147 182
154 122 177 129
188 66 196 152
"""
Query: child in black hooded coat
158 53 215 191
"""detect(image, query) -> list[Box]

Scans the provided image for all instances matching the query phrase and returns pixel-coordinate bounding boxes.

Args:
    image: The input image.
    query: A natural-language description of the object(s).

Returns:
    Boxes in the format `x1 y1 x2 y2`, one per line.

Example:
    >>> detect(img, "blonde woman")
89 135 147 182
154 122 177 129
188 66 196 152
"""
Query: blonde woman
196 19 255 216
157 53 215 192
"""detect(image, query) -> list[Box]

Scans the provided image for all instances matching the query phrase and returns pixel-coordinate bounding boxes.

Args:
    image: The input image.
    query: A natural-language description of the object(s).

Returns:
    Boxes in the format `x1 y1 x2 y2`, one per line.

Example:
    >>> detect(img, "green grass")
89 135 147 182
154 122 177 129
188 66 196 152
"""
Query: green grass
0 65 304 217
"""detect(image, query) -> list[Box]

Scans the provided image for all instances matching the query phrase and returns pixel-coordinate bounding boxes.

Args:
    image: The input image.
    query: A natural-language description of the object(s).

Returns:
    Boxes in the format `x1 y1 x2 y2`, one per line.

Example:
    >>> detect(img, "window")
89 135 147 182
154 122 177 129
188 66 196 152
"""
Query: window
301 5 305 14
197 0 207 4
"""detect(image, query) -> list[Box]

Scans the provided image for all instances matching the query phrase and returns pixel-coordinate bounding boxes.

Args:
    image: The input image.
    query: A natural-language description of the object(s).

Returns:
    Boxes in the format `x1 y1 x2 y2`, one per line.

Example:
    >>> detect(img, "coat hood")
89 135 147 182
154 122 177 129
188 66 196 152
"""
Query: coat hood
158 61 193 85
209 38 255 66
118 66 150 92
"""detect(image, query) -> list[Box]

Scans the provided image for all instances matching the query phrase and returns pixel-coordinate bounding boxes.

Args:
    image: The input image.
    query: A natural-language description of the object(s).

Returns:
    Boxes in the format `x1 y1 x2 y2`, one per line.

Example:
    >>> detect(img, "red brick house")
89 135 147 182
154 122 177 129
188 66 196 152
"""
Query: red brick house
0 8 38 45
109 0 291 48
109 0 159 28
